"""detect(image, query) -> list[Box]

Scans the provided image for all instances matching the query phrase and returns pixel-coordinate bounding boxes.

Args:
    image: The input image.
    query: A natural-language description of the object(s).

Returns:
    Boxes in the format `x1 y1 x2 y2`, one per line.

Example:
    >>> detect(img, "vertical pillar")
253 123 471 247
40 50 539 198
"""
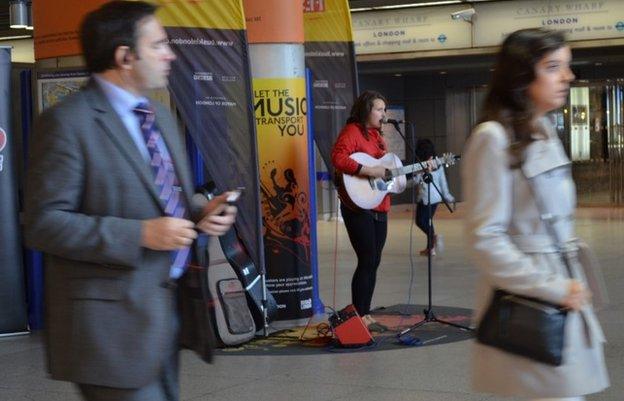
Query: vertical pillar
244 0 314 326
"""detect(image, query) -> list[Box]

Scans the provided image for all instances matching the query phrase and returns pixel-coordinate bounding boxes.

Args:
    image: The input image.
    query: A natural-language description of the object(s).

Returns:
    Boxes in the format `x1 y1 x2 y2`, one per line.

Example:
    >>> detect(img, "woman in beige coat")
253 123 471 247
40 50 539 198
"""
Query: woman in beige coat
463 29 609 400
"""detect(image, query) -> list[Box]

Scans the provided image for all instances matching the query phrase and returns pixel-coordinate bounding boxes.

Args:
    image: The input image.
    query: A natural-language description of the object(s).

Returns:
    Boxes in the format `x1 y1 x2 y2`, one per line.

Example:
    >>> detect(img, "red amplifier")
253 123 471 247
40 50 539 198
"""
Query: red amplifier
329 305 374 347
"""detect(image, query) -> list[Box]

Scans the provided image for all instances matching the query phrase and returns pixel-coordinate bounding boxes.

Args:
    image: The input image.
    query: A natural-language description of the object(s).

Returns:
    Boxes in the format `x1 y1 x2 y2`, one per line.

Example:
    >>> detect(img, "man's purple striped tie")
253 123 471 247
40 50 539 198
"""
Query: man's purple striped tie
134 102 190 277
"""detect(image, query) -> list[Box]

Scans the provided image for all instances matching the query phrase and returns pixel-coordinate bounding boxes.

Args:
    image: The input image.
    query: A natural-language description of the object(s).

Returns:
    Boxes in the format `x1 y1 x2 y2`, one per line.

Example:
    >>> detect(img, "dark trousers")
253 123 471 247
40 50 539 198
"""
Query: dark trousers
341 204 388 316
416 202 438 249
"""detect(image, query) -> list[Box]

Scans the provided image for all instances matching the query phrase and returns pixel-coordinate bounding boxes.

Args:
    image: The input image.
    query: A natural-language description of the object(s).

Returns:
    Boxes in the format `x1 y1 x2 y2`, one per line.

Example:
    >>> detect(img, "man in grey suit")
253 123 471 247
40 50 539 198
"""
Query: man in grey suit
23 2 236 400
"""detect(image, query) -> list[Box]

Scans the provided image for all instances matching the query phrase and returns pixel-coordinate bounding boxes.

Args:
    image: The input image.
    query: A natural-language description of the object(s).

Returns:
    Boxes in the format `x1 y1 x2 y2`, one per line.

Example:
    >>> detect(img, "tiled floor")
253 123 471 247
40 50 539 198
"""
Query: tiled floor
1 205 622 401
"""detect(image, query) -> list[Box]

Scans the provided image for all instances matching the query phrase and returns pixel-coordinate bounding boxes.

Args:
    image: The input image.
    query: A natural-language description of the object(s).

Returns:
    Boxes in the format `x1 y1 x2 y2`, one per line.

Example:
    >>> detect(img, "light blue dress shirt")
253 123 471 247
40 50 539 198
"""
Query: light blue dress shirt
93 75 151 162
94 75 186 279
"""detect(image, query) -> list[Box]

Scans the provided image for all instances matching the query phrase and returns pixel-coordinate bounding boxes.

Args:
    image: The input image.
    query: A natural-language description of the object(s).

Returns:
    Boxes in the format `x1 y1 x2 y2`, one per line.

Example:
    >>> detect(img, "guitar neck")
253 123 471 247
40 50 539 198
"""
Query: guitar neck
390 156 444 178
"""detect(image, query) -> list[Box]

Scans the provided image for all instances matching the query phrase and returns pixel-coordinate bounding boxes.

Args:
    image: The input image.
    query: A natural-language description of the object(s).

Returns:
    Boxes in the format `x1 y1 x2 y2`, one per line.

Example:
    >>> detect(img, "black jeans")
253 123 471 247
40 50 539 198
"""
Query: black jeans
416 202 438 249
341 204 388 316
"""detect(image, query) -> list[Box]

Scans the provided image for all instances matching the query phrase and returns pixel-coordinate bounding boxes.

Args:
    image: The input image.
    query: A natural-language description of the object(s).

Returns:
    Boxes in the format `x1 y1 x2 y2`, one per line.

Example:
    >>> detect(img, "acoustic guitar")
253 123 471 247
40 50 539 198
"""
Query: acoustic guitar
340 152 460 210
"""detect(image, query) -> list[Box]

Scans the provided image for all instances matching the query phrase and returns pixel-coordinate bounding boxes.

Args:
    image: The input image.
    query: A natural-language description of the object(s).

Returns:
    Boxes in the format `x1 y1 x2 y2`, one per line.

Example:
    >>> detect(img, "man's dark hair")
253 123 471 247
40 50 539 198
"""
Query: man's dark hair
415 138 436 161
80 1 157 73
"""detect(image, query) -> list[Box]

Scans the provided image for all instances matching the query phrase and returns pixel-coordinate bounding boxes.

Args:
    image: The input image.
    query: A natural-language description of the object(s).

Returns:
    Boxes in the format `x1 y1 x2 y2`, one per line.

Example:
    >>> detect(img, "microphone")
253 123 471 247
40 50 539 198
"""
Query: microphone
382 118 404 129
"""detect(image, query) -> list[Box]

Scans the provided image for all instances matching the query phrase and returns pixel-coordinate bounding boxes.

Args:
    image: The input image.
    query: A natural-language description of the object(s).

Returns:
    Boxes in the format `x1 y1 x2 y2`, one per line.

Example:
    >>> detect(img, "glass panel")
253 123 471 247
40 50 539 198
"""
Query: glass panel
567 83 624 206
472 82 624 206
606 84 624 204
570 87 590 161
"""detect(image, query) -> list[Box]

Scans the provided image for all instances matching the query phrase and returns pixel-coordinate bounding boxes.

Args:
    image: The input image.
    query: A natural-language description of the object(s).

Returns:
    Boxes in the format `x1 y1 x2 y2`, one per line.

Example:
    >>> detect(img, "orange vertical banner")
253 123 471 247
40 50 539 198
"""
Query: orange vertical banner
243 0 304 44
33 0 108 60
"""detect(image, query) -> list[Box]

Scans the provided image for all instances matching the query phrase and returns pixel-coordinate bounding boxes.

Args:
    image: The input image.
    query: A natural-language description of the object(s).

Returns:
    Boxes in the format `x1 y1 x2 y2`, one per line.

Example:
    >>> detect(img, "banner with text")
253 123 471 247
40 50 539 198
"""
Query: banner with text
474 0 624 47
351 5 472 55
0 48 28 334
304 0 358 173
159 1 264 273
253 78 313 320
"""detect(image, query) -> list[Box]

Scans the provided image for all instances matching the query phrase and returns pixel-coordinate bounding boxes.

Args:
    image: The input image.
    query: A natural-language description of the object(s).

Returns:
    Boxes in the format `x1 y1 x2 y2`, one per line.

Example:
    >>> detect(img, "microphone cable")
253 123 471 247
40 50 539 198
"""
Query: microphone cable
402 121 421 321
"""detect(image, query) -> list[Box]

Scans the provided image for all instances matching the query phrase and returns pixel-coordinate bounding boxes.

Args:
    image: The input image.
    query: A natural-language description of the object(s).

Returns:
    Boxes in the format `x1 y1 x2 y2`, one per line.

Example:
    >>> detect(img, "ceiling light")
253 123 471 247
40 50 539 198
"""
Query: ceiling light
26 1 33 30
0 35 32 41
351 1 462 12
9 1 28 29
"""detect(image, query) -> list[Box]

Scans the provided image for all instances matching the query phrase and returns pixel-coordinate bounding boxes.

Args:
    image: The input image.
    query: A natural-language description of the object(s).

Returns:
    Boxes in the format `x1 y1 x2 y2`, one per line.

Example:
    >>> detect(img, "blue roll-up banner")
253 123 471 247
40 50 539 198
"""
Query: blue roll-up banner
0 47 28 335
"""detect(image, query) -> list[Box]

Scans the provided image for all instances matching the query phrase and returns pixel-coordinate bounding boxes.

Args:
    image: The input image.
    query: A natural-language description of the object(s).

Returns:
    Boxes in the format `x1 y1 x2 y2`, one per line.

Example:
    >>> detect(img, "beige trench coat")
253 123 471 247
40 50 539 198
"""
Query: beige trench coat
462 120 609 398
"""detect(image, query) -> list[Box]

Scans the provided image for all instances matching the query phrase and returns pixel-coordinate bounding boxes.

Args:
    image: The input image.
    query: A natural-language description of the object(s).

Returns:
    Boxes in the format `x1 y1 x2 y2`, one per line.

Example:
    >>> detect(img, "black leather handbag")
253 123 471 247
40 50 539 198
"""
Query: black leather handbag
476 165 581 366
476 288 568 365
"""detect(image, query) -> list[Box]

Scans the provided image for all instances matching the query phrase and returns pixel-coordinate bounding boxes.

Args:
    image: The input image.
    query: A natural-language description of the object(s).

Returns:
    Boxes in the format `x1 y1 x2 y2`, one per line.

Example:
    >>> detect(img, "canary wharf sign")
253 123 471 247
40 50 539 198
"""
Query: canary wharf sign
351 5 471 54
474 0 624 47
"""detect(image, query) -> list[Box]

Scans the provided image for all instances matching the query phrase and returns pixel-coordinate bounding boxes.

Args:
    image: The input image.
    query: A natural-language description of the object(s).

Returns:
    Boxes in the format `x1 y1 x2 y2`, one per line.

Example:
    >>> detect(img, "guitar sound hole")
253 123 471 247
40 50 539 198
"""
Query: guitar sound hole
376 180 388 191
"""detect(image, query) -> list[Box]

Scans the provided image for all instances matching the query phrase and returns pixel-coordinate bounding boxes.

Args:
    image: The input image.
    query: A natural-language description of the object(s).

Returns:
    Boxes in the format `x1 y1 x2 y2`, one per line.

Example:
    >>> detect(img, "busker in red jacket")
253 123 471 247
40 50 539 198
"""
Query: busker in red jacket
331 90 391 332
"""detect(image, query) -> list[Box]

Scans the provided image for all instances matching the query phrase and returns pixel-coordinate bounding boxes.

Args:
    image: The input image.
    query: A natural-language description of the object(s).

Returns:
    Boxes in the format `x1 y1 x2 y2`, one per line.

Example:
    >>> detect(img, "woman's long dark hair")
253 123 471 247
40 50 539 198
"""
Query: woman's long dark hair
347 90 387 139
480 28 567 161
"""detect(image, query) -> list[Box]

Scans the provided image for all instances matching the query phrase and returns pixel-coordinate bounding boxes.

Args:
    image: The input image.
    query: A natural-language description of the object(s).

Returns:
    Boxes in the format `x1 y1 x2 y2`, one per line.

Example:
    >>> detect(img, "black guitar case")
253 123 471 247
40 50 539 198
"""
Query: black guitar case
217 229 278 329
196 181 277 330
207 260 256 346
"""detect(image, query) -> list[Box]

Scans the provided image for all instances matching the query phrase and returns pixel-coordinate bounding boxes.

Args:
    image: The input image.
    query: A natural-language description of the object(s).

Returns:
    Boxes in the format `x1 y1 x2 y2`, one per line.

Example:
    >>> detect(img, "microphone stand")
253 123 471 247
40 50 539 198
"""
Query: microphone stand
388 121 473 339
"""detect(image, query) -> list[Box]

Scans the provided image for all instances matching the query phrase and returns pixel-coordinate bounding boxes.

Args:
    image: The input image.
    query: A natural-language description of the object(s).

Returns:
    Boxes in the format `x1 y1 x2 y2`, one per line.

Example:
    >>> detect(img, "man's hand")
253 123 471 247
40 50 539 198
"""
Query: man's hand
141 217 197 251
196 203 237 236
195 191 238 236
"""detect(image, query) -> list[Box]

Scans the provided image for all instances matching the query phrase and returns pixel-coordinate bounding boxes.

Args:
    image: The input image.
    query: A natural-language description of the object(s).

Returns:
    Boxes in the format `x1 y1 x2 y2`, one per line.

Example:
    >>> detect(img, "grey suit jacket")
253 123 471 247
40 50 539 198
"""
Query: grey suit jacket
24 79 197 388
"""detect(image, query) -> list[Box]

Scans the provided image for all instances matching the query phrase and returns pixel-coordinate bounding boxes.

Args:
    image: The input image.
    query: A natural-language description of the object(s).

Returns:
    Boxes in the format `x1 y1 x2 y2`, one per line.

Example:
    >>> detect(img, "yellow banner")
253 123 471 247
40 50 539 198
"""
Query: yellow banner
304 0 353 42
156 0 245 30
33 0 245 60
253 78 310 255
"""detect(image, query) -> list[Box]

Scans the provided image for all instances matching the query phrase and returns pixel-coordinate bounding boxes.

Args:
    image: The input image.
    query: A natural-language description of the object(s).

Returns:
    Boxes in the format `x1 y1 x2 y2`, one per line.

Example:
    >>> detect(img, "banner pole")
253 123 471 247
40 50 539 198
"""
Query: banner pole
306 67 324 315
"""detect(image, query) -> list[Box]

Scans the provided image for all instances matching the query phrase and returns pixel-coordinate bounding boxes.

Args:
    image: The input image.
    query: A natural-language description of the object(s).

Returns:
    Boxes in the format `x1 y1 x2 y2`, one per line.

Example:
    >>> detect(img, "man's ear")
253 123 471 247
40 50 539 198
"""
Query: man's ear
114 46 132 69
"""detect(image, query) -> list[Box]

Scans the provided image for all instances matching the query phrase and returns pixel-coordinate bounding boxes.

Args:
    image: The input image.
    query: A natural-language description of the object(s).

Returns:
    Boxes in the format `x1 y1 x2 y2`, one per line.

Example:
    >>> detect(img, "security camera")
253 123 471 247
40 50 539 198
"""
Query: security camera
450 8 476 21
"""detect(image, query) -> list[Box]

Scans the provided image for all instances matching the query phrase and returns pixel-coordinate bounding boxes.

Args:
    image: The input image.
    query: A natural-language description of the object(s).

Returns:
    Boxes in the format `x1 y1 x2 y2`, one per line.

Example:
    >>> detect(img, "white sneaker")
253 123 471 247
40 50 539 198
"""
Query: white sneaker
435 234 444 253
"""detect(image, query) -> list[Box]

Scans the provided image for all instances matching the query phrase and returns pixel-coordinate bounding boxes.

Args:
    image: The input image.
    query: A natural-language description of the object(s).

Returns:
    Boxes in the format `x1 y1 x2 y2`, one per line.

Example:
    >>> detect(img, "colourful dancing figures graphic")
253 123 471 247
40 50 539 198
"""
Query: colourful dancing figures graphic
260 167 310 264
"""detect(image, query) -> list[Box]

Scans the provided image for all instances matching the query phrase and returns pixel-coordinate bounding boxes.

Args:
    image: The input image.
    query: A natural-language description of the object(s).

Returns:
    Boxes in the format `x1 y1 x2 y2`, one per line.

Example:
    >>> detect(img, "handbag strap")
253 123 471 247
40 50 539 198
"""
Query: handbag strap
521 170 575 280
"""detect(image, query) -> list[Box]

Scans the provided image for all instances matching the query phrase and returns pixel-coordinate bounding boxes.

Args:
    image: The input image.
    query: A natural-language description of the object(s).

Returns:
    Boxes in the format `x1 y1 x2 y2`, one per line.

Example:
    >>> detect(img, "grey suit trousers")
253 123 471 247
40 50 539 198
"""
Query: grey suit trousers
78 353 177 401
78 309 180 401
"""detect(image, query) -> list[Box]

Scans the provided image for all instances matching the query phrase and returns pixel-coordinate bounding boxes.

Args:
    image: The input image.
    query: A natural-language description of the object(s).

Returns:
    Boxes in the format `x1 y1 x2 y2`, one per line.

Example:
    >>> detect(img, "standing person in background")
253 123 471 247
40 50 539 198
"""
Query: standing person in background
331 90 390 332
463 28 609 400
23 2 237 400
413 138 454 256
